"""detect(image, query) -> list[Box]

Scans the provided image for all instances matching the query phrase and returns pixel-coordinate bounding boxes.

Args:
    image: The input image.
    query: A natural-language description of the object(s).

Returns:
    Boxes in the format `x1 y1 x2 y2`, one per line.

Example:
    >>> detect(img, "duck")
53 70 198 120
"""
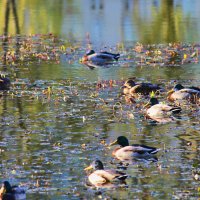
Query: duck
122 78 162 96
0 181 26 200
84 160 127 187
0 75 10 90
81 50 120 66
167 84 200 103
109 136 159 161
145 97 182 123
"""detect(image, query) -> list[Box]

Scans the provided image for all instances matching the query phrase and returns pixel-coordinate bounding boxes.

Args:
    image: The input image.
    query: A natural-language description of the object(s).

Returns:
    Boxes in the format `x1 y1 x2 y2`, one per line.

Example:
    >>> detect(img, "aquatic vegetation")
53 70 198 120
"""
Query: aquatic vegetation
0 35 199 69
132 42 200 67
0 34 80 66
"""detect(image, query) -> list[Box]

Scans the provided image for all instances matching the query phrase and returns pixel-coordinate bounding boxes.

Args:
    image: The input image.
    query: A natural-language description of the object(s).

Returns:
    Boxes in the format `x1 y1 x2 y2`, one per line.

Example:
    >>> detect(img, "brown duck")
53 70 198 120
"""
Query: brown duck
84 160 127 187
122 78 162 96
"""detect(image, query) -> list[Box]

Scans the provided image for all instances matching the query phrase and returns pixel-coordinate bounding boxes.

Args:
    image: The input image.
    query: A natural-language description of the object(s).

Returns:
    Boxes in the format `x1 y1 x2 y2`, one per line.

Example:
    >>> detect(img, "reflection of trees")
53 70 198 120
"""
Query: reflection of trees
133 0 188 43
3 0 20 64
1 0 66 35
4 0 20 35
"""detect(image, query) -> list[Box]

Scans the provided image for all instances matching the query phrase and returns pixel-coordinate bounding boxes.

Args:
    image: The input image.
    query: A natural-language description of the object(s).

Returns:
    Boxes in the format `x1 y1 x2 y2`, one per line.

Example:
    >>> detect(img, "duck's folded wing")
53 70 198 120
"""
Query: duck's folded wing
89 172 107 185
95 170 118 181
117 145 152 154
160 104 181 113
95 54 115 60
100 52 120 60
180 88 200 94
132 144 158 154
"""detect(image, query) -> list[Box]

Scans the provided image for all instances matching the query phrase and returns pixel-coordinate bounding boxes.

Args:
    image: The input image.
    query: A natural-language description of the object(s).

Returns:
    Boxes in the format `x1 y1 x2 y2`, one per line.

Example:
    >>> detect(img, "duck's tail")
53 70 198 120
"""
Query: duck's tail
114 53 120 61
170 107 182 114
117 174 128 181
150 148 160 154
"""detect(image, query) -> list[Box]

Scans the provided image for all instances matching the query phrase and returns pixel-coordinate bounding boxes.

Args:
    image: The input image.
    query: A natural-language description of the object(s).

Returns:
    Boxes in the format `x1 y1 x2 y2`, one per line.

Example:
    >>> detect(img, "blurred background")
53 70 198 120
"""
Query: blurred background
1 0 200 45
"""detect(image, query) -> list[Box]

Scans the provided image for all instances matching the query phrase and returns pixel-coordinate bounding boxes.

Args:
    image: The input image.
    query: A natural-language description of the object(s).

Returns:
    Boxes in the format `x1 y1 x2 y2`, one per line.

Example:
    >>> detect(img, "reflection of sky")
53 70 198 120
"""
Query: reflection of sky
59 0 200 45
1 0 200 44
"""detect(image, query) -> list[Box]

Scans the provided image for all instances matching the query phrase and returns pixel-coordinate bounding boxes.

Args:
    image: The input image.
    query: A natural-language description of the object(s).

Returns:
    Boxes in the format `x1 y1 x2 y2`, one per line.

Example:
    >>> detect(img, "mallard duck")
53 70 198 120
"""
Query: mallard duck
81 50 120 65
145 97 181 123
122 78 162 96
167 84 200 103
109 136 159 161
0 75 10 90
84 160 127 187
0 181 26 200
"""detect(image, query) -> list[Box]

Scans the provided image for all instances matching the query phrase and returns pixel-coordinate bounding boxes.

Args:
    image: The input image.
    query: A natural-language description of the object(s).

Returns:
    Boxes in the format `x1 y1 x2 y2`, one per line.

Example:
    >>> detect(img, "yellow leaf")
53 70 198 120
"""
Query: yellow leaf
150 91 155 98
60 45 66 51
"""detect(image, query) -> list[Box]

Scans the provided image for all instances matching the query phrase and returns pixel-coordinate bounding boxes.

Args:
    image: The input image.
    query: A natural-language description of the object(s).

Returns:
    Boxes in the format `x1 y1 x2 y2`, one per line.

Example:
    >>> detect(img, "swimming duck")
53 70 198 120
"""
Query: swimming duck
109 136 159 161
81 50 120 65
122 78 162 96
0 181 26 200
167 84 200 103
0 75 10 90
84 160 127 187
145 97 182 123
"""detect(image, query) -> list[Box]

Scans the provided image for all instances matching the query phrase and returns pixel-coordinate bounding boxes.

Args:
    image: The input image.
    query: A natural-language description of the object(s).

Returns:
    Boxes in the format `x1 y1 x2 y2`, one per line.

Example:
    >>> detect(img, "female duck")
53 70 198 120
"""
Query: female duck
122 78 162 96
167 84 200 103
109 136 159 161
81 50 120 65
145 97 181 123
84 160 127 187
0 181 26 200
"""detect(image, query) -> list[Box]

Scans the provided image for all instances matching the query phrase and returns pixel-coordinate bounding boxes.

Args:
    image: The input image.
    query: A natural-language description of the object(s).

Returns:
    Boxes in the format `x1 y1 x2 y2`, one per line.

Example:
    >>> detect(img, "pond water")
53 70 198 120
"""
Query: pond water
0 0 200 199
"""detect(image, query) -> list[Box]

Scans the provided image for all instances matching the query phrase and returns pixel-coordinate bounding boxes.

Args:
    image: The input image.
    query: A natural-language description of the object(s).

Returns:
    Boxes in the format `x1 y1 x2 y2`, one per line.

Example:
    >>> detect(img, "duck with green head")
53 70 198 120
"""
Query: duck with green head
0 181 26 200
84 160 127 187
109 136 159 161
145 97 182 123
81 50 120 66
167 84 200 103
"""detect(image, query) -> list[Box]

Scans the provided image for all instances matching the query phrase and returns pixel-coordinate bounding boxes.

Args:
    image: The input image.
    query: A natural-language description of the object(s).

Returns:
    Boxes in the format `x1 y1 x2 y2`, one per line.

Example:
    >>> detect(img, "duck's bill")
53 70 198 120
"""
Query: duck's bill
143 102 150 108
109 140 118 146
0 185 5 195
84 165 93 171
167 89 174 94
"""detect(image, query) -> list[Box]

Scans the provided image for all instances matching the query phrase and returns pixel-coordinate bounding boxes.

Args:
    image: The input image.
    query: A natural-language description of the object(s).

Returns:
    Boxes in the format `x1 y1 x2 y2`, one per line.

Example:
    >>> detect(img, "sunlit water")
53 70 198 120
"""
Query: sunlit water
0 1 200 200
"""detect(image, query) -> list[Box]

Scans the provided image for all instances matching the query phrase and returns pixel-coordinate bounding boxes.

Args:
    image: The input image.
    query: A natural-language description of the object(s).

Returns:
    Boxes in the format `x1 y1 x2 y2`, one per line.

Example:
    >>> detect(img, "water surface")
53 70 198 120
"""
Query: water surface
0 1 200 199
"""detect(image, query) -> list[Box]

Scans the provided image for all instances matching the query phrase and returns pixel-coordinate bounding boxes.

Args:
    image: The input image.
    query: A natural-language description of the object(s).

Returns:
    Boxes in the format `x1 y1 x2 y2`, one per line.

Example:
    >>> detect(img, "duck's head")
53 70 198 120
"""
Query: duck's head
144 97 159 108
0 181 12 194
167 84 184 95
109 136 129 147
80 50 95 63
84 160 104 171
86 50 95 56
124 79 136 89
149 97 159 106
173 84 184 91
